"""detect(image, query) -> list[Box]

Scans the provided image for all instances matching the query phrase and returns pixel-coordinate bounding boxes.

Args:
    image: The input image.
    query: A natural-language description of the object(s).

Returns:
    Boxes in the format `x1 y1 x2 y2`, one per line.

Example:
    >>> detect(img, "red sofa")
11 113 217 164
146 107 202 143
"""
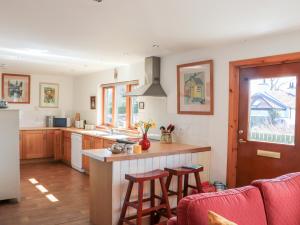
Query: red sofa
168 172 300 225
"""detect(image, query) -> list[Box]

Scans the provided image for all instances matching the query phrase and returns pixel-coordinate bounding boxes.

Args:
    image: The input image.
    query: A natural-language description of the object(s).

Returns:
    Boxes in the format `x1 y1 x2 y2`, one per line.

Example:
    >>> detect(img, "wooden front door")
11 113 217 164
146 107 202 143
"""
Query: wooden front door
236 62 300 186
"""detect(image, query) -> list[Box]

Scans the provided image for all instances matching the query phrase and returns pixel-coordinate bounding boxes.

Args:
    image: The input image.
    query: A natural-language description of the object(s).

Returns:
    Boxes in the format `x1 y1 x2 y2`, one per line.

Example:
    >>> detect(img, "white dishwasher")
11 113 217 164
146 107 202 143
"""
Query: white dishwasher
71 133 84 172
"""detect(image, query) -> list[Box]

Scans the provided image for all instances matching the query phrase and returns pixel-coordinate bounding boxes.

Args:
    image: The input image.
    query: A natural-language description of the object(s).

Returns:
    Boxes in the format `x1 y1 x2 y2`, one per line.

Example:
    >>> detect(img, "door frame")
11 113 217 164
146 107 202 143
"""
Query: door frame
227 52 300 188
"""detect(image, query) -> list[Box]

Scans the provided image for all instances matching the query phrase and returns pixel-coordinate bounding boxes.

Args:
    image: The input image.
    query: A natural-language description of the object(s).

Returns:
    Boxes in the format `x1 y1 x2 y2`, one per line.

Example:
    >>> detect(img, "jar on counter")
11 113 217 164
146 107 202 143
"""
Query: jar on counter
160 132 172 144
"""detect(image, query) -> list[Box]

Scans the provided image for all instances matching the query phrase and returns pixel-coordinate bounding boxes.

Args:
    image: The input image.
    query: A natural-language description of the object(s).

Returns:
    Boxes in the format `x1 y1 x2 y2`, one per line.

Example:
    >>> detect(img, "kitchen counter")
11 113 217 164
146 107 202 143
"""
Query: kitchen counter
83 142 210 162
84 141 211 225
20 127 134 141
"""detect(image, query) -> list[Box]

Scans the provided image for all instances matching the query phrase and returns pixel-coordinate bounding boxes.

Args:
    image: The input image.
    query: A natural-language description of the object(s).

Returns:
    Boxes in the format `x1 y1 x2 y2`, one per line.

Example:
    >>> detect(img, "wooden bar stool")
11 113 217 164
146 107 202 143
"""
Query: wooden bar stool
118 169 172 225
164 165 204 213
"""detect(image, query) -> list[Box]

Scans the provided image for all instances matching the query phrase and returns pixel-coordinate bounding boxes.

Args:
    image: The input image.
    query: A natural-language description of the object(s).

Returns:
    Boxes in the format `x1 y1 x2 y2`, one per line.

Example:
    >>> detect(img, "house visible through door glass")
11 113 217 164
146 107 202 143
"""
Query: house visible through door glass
248 76 296 145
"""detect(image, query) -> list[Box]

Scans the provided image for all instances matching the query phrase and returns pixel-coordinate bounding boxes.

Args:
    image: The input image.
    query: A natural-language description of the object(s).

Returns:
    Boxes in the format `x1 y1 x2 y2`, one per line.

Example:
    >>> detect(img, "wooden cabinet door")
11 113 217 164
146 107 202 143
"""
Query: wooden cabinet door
22 130 46 159
19 131 24 160
63 131 71 165
54 130 63 160
103 139 116 148
45 130 55 158
82 135 94 149
94 137 104 149
82 135 98 172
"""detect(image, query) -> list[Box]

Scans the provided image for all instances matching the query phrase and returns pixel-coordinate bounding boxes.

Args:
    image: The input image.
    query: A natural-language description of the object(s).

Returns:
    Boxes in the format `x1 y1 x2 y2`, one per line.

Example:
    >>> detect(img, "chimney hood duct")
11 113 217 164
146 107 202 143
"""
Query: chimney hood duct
126 56 167 97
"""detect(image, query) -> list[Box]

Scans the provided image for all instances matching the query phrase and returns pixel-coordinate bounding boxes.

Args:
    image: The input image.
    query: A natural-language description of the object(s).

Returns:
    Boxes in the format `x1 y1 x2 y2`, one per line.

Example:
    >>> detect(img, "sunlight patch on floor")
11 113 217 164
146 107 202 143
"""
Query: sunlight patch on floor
46 194 59 202
28 178 39 184
35 185 48 193
28 178 59 202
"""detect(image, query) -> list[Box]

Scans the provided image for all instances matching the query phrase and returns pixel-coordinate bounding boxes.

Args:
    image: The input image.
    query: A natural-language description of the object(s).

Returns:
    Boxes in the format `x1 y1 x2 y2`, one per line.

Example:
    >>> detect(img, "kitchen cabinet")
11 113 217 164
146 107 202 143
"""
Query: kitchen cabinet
103 139 116 148
54 130 63 160
20 129 62 160
45 130 55 158
21 130 47 159
82 135 105 172
63 131 71 165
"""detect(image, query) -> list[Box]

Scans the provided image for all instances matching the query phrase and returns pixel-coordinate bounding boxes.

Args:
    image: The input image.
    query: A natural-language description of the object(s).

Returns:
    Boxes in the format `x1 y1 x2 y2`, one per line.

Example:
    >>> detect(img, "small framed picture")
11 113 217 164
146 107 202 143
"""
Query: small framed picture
138 102 145 109
39 83 59 108
90 96 96 109
177 60 214 115
2 73 31 104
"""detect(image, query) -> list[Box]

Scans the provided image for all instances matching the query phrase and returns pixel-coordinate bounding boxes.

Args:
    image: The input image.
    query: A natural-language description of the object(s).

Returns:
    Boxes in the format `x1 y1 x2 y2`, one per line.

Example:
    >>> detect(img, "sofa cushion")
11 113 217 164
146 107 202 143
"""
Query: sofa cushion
177 186 267 225
252 172 300 225
208 211 237 225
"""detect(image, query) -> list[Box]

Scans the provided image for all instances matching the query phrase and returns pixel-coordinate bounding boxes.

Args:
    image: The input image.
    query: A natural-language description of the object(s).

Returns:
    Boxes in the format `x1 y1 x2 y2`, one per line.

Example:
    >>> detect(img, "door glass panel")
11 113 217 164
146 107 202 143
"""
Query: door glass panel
248 76 296 145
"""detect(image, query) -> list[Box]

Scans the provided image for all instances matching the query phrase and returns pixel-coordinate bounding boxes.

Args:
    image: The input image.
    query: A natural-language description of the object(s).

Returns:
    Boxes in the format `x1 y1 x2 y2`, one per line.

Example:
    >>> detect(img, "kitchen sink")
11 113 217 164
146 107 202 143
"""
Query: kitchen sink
81 130 110 137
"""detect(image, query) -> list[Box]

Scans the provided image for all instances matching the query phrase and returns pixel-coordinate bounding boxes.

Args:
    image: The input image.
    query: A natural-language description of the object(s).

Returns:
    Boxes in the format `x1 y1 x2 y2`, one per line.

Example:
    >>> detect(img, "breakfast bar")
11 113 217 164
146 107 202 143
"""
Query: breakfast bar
83 142 211 225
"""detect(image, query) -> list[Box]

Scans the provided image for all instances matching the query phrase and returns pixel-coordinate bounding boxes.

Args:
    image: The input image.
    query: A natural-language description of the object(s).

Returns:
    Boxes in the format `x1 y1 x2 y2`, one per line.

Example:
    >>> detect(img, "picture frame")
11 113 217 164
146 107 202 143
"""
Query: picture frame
2 73 31 104
90 96 96 110
177 60 214 115
39 83 59 108
138 101 145 109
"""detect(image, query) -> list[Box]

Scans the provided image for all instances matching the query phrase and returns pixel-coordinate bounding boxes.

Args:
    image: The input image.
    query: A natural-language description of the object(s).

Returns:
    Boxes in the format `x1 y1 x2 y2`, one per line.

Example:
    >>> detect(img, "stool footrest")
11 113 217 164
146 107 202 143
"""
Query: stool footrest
124 204 168 222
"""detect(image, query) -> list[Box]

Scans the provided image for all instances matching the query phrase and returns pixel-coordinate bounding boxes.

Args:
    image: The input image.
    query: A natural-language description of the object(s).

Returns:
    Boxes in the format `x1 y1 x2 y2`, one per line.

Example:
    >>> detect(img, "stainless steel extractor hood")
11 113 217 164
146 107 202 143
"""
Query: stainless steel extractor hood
126 56 167 97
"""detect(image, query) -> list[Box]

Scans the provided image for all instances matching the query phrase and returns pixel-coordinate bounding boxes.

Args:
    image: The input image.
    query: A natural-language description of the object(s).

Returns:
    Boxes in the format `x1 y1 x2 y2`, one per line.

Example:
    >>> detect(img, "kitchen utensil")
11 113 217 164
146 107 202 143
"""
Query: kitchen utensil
133 144 142 154
110 143 126 154
0 99 8 109
46 116 54 127
160 132 172 144
85 124 96 130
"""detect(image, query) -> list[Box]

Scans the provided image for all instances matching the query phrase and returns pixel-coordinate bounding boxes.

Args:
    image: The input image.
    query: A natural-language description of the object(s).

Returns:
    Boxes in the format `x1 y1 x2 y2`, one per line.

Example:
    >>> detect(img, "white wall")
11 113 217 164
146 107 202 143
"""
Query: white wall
73 62 144 125
74 30 300 183
0 74 74 127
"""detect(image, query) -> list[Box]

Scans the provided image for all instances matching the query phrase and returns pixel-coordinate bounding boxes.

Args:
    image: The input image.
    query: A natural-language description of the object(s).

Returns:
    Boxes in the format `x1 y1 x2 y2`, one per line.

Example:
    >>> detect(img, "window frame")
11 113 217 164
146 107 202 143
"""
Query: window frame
102 86 115 127
101 81 138 129
127 84 139 129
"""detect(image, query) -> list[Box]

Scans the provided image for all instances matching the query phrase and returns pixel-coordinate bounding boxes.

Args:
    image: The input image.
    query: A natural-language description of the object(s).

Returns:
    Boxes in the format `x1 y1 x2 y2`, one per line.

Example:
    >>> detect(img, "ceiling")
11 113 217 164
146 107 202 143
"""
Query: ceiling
0 0 300 76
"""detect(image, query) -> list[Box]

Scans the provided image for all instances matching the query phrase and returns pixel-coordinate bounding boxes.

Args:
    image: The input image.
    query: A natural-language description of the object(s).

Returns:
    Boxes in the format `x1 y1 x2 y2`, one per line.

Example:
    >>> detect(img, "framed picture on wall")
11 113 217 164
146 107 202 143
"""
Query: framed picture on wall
138 101 145 109
177 60 214 115
2 73 31 104
39 83 59 108
90 96 96 110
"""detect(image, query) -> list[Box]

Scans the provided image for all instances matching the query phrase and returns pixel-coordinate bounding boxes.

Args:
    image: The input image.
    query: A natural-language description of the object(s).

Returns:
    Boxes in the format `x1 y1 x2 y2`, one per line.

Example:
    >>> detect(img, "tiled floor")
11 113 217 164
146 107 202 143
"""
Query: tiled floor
0 162 91 225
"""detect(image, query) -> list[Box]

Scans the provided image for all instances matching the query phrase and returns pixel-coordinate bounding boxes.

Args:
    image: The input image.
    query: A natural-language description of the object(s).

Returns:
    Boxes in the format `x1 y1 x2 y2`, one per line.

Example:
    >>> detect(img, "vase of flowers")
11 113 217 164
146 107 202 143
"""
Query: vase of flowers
135 120 156 151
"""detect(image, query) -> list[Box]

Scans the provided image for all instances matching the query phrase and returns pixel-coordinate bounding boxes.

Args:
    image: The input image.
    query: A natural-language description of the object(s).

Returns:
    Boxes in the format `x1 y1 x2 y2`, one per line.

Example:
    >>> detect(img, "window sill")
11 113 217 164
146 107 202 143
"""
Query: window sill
96 125 139 135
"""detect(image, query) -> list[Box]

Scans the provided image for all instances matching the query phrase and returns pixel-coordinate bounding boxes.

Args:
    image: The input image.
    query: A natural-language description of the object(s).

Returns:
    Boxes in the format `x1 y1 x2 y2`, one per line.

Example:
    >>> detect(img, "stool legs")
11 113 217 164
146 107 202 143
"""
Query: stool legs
118 181 134 225
119 176 171 225
194 172 203 193
150 180 155 225
159 177 172 218
137 182 144 225
177 175 183 204
183 174 189 197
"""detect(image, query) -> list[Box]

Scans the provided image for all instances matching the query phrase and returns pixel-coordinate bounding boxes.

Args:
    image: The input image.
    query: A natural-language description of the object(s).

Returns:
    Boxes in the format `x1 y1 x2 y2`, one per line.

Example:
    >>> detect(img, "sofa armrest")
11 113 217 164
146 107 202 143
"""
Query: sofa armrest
167 216 177 225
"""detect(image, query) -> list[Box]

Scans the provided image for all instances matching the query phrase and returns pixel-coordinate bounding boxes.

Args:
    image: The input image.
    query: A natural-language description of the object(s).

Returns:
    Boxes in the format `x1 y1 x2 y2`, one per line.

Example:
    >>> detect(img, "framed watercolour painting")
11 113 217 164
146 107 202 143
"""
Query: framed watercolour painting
2 73 31 104
39 83 59 108
177 60 214 115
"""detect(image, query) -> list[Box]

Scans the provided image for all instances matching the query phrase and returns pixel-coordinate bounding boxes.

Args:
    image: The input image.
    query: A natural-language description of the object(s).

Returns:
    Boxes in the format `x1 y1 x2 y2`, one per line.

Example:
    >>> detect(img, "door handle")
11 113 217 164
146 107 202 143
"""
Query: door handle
239 139 247 143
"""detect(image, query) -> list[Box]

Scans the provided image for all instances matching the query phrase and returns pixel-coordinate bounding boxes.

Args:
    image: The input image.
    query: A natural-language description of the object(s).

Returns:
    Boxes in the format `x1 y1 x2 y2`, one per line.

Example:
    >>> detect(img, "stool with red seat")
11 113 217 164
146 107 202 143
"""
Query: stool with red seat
164 165 204 214
118 169 172 225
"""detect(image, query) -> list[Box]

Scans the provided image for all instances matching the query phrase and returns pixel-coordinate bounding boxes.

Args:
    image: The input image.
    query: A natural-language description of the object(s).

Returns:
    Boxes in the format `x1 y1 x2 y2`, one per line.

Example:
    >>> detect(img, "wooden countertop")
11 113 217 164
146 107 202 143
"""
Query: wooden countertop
19 127 134 141
83 142 211 162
